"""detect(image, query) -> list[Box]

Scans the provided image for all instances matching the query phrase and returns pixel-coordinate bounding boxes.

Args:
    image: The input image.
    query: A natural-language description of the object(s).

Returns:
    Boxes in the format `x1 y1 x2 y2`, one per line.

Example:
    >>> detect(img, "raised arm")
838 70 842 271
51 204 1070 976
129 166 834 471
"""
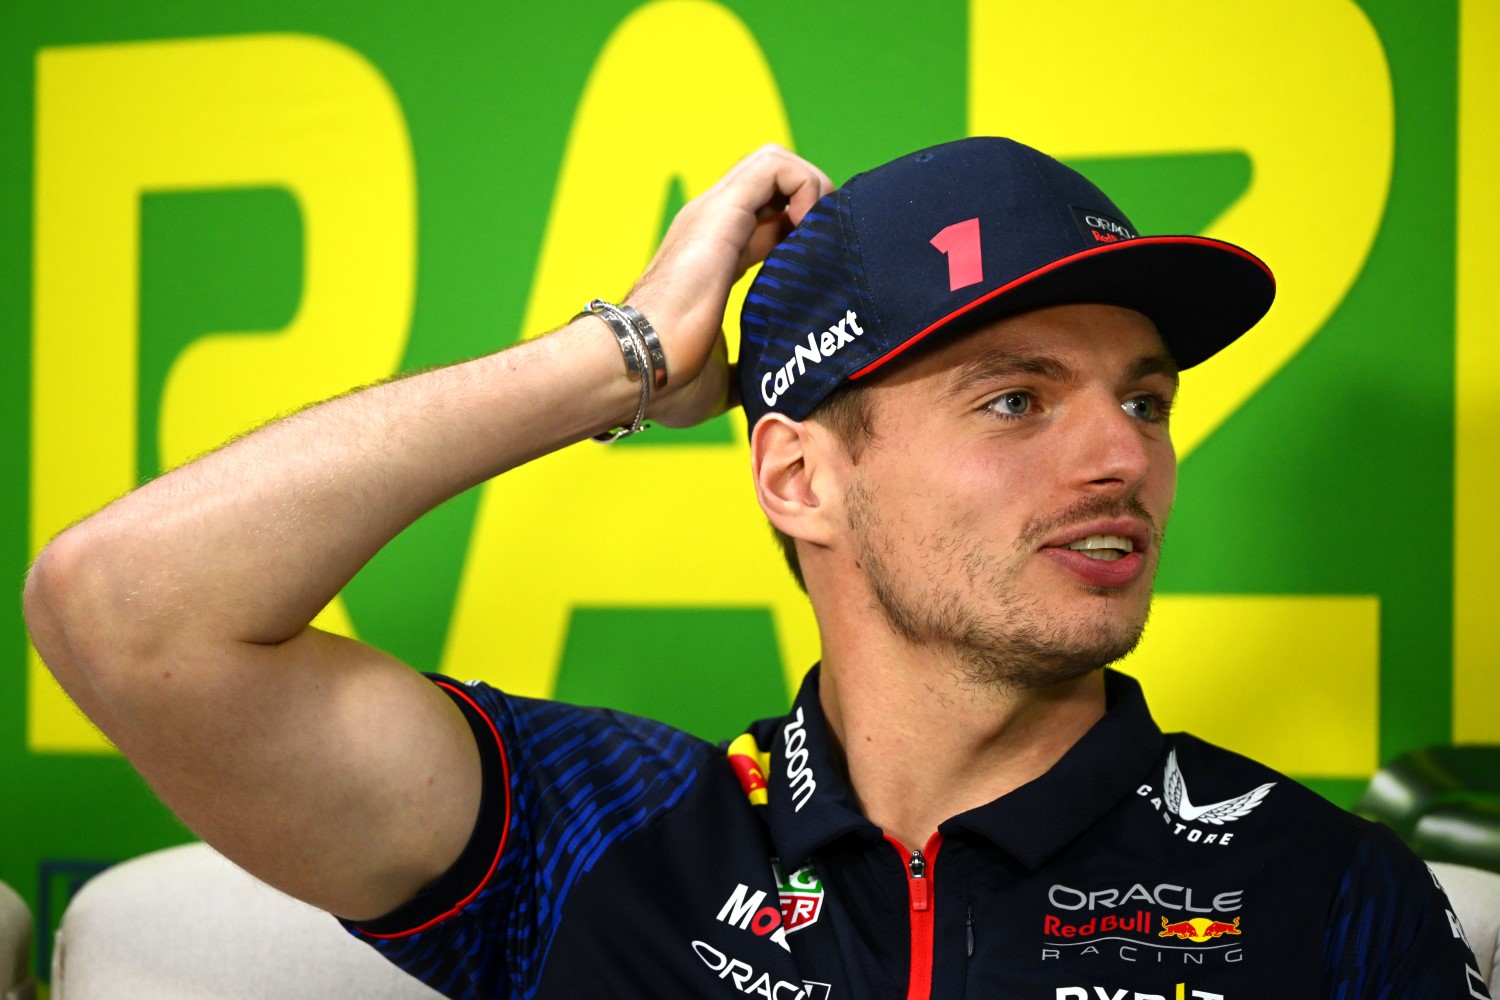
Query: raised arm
22 144 832 920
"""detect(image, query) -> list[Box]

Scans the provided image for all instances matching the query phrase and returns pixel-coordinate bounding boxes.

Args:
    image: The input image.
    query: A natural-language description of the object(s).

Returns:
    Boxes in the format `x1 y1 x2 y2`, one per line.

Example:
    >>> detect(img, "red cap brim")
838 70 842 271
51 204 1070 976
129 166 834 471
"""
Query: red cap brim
848 236 1276 378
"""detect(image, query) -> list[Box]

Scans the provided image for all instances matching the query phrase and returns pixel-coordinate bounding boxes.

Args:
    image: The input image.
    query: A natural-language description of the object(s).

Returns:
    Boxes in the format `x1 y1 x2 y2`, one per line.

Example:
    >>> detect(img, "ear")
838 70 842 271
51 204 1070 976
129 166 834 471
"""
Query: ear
750 413 840 547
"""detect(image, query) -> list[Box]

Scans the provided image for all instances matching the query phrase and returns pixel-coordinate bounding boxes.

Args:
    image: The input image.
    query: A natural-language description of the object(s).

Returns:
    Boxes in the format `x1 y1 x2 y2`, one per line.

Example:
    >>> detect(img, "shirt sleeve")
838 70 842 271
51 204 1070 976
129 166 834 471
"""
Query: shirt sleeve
340 675 709 999
1323 820 1491 998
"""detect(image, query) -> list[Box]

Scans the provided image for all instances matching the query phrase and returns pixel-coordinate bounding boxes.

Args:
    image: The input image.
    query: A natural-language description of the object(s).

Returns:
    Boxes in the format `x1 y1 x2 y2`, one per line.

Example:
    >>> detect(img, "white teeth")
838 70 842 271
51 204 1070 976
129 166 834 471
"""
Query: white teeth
1065 534 1134 561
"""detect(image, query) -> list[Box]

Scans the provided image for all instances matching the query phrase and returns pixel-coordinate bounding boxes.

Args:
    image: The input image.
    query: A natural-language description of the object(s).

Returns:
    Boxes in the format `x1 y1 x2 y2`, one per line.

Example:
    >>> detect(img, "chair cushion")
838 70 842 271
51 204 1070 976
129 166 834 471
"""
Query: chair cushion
0 879 35 1000
53 843 443 999
1431 861 1500 988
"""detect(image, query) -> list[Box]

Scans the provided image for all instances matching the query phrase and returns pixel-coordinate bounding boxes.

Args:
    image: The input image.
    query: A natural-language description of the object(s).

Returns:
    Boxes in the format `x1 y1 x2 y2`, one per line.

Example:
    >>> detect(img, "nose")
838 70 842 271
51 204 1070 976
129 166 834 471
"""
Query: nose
1068 392 1157 494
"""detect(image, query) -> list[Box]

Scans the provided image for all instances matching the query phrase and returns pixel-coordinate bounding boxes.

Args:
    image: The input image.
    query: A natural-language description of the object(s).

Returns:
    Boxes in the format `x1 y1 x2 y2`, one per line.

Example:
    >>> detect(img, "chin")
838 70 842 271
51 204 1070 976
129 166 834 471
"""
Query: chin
949 601 1151 692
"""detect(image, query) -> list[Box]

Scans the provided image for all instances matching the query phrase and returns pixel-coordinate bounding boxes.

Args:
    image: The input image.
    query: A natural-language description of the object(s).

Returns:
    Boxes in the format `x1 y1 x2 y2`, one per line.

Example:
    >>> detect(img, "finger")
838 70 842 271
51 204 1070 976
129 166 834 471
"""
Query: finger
726 157 834 279
784 162 835 225
716 145 833 227
740 144 833 214
754 194 790 223
739 215 796 275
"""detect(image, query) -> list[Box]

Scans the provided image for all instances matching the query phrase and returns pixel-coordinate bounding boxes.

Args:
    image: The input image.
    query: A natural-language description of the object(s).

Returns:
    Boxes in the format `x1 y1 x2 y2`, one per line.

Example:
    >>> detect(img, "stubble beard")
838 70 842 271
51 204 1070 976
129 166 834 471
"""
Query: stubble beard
845 479 1160 692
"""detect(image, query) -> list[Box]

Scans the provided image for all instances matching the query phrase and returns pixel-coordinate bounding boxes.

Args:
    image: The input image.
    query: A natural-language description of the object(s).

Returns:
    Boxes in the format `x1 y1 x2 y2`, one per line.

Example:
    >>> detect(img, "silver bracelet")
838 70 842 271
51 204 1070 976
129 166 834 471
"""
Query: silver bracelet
617 303 667 390
581 300 644 383
579 300 653 442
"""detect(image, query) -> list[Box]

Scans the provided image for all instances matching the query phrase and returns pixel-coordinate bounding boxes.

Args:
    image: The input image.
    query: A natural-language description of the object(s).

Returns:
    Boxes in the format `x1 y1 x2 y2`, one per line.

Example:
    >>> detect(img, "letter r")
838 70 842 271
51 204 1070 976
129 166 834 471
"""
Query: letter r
30 34 414 750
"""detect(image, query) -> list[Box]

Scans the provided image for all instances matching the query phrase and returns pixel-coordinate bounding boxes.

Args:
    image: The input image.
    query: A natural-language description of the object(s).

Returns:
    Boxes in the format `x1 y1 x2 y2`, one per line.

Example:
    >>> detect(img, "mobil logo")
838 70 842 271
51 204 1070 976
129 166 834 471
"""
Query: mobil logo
717 883 790 951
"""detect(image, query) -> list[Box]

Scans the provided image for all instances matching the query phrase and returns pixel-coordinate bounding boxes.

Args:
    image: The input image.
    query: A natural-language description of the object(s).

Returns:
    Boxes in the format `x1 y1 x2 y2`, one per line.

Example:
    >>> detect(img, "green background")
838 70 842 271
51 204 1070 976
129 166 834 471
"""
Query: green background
0 0 1471 984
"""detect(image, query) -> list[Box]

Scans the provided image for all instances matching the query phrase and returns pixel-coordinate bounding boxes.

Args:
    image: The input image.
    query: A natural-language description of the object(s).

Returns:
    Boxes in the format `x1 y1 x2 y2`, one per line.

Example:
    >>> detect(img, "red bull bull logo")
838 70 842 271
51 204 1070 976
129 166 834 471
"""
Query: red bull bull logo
1158 915 1242 943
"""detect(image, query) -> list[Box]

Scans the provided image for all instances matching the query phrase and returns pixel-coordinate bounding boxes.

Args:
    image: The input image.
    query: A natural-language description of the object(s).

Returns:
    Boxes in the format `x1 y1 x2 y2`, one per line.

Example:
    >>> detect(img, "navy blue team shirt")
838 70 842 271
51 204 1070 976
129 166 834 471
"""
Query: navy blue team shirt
343 668 1489 998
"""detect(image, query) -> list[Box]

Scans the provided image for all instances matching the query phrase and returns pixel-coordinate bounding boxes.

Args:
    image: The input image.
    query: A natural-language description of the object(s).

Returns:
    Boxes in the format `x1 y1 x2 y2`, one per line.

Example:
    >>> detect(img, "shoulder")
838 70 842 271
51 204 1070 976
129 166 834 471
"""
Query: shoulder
433 675 734 855
438 675 722 766
1321 803 1487 991
1157 734 1474 939
1150 732 1367 850
1137 731 1400 910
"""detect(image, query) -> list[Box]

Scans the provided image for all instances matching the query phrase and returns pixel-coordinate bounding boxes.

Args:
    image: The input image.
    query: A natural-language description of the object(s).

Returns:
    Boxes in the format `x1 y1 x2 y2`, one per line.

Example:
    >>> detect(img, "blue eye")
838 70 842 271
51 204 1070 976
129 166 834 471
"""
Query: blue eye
988 392 1032 417
1122 395 1168 422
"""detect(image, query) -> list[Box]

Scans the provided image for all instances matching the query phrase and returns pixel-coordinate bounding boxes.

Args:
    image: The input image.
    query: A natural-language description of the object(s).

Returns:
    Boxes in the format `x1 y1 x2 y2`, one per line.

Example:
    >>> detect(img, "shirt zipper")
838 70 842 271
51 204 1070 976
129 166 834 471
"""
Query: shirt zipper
885 832 944 1000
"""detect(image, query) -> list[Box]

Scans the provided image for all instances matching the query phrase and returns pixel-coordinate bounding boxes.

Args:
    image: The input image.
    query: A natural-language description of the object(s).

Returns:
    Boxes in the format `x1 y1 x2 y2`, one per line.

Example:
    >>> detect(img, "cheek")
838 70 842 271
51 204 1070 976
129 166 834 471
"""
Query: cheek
1147 442 1178 506
956 434 1052 488
938 449 1036 530
867 448 992 535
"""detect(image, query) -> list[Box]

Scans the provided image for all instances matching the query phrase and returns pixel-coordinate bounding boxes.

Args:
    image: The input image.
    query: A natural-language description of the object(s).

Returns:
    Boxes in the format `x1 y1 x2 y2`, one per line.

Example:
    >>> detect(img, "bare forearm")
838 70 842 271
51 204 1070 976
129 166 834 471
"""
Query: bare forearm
31 316 634 655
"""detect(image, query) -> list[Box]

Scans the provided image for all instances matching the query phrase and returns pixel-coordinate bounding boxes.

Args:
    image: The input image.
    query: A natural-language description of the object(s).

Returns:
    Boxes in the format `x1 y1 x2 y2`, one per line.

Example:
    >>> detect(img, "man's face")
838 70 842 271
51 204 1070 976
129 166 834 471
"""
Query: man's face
834 303 1178 690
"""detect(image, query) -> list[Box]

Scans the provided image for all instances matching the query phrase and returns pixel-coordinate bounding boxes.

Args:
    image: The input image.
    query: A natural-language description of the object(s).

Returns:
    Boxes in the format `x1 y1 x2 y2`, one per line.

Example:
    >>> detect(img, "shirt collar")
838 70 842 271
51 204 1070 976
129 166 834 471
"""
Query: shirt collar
939 669 1164 869
764 666 1163 872
765 666 879 871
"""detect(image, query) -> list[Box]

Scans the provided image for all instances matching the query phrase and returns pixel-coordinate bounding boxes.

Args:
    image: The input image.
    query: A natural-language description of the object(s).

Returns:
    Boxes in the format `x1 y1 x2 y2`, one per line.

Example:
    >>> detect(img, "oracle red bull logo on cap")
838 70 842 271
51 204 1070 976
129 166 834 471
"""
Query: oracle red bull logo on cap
1069 206 1138 246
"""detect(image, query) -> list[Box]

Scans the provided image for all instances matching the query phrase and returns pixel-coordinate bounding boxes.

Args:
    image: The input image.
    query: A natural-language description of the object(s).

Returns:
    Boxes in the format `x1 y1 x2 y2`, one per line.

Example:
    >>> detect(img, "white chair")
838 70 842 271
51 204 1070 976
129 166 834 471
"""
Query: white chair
1432 861 1500 991
52 842 443 999
0 879 36 1000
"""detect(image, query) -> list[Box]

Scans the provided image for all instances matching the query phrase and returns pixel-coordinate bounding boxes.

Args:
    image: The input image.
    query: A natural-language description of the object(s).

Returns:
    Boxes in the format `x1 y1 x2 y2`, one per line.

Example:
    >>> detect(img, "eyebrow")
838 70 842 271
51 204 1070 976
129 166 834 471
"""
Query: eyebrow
943 350 1181 399
943 354 1075 399
1126 354 1182 389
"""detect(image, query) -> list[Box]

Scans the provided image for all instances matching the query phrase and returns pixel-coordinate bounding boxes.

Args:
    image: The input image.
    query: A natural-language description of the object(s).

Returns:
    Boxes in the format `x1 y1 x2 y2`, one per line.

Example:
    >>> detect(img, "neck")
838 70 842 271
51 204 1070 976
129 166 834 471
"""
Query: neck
816 634 1107 853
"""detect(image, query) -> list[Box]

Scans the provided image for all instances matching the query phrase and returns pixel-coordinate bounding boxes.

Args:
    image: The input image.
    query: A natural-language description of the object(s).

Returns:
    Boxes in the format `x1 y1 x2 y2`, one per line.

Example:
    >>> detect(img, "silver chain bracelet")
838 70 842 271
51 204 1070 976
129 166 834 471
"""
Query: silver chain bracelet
578 300 664 442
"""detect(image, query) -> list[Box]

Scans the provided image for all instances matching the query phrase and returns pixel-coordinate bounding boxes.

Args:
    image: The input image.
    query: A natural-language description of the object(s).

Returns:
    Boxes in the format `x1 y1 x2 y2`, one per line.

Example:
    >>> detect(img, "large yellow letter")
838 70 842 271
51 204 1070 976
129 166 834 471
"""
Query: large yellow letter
1455 0 1500 742
441 1 820 697
972 0 1392 459
971 0 1394 776
31 34 415 751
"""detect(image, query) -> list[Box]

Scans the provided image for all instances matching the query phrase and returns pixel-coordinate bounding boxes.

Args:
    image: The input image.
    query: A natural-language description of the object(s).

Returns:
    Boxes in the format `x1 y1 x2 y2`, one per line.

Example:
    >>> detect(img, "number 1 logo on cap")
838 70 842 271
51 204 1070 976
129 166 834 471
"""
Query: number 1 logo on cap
930 217 983 292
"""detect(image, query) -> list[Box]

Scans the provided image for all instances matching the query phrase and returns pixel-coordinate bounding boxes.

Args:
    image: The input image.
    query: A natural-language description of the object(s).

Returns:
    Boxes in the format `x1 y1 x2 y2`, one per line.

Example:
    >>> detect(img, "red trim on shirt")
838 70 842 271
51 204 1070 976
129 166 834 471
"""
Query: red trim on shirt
360 680 512 939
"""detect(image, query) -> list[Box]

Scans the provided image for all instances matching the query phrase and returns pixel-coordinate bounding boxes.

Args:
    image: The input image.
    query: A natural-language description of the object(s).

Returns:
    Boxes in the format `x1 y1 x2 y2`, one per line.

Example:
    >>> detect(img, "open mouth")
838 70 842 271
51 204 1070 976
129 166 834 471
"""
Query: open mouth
1062 534 1135 562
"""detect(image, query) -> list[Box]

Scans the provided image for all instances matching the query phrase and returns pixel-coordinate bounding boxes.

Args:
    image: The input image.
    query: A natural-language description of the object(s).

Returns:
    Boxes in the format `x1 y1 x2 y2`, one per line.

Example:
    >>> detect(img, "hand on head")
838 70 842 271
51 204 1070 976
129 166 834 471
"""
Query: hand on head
624 144 833 429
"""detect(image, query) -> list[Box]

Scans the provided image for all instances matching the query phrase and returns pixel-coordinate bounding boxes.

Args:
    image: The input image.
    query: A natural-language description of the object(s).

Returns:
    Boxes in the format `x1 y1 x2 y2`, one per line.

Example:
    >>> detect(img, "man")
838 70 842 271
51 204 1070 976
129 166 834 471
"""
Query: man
24 137 1487 997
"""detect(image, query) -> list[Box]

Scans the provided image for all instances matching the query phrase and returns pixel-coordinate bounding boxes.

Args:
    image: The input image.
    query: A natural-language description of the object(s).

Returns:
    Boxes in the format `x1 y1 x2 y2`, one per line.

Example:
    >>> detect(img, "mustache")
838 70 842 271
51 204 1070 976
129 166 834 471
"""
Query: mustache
1016 493 1160 549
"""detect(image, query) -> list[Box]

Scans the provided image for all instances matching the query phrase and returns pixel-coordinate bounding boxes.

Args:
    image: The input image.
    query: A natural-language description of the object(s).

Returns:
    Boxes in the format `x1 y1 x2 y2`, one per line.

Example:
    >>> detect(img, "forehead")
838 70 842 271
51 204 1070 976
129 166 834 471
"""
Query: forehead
871 303 1176 392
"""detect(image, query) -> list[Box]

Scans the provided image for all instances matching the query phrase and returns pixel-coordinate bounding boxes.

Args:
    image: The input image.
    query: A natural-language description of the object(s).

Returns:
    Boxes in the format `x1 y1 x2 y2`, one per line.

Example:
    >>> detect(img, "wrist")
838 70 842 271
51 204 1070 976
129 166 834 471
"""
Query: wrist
575 300 666 441
525 316 649 442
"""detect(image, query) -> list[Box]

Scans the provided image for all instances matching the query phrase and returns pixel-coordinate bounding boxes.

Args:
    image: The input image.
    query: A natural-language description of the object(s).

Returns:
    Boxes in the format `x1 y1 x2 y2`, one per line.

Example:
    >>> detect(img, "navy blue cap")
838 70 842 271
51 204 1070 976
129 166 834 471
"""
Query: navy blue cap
738 136 1275 434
